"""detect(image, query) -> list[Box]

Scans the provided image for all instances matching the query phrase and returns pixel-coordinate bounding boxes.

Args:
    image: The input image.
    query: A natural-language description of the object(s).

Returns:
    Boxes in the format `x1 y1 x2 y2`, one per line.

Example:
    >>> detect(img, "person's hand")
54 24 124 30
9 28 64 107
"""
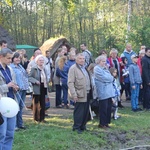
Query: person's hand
73 97 78 103
132 86 136 89
140 85 143 89
36 81 40 85
7 82 19 91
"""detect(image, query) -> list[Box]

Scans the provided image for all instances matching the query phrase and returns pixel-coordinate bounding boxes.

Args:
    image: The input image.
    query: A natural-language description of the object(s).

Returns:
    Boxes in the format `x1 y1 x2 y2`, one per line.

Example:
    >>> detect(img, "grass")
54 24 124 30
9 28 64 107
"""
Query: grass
13 107 150 150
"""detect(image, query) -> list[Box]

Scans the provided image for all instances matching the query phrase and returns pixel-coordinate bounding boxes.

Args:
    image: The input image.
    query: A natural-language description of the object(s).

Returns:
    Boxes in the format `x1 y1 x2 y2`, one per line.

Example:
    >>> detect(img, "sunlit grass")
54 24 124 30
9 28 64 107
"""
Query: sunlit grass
13 107 150 150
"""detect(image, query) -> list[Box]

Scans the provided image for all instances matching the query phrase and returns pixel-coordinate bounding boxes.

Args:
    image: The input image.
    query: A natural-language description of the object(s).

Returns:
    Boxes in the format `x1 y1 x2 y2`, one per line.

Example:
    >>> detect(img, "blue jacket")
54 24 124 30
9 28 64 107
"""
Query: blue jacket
10 63 29 90
121 50 136 65
56 63 69 84
94 65 115 100
129 63 142 85
67 60 76 68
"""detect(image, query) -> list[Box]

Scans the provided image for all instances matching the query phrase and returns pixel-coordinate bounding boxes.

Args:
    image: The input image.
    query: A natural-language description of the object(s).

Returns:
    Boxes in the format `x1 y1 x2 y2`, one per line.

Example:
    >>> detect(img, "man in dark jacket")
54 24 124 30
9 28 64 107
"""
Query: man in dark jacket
142 47 150 110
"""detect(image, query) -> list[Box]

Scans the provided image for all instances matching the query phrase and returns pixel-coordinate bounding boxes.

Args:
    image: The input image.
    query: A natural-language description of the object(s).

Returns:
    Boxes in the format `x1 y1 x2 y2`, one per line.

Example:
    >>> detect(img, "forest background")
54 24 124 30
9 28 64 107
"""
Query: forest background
0 0 150 55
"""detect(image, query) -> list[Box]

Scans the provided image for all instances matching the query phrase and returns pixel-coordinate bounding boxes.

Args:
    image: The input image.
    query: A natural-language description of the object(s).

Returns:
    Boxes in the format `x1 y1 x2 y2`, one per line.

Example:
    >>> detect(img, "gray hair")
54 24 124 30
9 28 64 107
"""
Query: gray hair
109 48 118 56
95 55 107 64
35 54 45 64
76 53 85 59
0 48 13 57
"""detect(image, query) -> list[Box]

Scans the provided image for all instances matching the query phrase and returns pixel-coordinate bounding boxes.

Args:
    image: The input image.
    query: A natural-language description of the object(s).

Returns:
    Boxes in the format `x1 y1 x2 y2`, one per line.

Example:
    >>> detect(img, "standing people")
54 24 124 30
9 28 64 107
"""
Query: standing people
121 43 136 65
56 56 69 109
0 48 19 150
68 53 91 134
10 52 29 130
29 55 48 123
53 48 64 108
94 55 115 128
129 54 142 112
108 48 122 79
27 48 42 74
142 47 150 110
109 67 121 120
80 43 93 67
121 57 131 100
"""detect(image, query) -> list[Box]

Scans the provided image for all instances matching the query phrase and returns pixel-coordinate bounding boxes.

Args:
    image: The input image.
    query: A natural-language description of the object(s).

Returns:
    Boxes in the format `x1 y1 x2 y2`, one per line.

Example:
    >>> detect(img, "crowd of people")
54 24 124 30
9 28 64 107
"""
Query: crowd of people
0 39 150 149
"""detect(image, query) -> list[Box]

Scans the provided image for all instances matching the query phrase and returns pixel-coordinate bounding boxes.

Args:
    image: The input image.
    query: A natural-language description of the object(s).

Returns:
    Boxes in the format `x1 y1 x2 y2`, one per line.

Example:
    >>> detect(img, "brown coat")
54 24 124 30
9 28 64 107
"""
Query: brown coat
68 64 91 102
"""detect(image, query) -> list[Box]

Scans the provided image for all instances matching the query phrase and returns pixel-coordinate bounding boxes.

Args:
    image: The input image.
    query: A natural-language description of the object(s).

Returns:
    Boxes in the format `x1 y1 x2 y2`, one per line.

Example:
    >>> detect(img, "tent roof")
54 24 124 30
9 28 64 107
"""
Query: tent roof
40 37 73 57
16 45 37 49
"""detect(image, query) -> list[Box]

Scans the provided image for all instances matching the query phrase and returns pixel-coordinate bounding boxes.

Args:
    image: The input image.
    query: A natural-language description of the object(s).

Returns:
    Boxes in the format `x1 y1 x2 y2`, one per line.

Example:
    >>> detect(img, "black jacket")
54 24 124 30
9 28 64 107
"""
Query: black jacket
142 55 150 85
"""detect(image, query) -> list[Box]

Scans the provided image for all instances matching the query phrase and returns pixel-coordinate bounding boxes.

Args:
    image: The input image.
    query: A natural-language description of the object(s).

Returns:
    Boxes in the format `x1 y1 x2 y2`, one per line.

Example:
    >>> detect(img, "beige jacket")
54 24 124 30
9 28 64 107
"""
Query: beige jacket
68 64 91 102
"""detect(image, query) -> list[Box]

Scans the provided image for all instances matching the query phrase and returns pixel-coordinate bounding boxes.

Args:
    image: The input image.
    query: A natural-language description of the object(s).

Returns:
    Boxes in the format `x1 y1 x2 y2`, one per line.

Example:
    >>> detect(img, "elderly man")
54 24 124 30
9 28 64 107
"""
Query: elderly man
68 53 91 134
0 48 19 150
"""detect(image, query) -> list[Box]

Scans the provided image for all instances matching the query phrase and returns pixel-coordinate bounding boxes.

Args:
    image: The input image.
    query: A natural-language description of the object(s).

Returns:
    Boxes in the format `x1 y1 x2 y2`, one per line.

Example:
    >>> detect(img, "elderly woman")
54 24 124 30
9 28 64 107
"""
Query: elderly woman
29 55 48 123
94 55 115 128
10 52 29 130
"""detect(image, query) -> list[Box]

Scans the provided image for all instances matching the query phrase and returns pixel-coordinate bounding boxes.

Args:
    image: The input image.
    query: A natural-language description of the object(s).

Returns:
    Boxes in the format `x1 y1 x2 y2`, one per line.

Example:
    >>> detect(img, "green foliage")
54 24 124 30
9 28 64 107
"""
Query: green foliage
1 0 150 54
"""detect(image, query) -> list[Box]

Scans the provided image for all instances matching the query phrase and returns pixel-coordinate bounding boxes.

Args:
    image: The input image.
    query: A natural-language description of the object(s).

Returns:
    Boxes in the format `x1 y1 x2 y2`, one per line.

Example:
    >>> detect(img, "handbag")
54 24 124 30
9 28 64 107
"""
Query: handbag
45 95 50 110
26 82 33 94
0 113 4 125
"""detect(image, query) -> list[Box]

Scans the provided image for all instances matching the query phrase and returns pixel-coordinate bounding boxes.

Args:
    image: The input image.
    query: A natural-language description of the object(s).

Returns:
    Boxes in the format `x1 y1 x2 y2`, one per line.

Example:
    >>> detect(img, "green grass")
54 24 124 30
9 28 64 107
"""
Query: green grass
13 107 150 150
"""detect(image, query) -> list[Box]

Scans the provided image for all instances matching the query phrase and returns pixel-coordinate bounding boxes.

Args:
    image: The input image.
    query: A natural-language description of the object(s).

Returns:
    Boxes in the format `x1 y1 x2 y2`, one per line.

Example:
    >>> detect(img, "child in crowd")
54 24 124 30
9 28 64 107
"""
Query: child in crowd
121 57 131 100
109 67 121 120
88 63 99 117
129 54 143 112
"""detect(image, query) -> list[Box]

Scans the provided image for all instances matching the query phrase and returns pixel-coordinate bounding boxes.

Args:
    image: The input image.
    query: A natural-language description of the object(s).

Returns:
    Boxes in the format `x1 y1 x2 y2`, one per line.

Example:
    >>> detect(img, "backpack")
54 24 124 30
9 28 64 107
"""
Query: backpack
84 50 94 67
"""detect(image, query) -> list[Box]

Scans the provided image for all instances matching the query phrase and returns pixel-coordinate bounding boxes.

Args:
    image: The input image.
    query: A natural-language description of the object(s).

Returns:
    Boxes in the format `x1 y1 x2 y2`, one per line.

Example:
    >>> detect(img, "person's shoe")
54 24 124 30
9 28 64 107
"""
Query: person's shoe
132 108 137 112
98 124 107 129
64 104 70 109
45 113 49 117
19 126 26 130
126 97 131 101
77 129 83 134
15 127 20 131
136 108 143 111
56 105 62 108
114 116 121 120
118 102 124 108
72 128 83 134
105 124 111 128
41 120 48 123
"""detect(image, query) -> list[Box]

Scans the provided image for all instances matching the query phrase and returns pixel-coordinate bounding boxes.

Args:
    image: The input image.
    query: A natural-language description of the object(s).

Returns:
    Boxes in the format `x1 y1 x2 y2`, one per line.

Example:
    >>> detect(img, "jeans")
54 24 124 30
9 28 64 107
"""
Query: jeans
16 90 26 127
0 116 16 150
131 83 140 110
62 84 68 105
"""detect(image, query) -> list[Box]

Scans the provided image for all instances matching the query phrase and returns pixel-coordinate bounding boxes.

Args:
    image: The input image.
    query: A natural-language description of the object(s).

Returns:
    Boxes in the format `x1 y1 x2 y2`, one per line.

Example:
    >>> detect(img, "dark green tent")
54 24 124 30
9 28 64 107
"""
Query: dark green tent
16 45 37 59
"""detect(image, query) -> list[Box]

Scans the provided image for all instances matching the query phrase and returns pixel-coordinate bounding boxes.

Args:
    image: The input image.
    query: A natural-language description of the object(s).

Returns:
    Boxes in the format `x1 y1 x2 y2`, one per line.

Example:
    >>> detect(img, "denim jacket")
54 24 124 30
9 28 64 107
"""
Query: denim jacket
129 63 142 86
10 63 29 90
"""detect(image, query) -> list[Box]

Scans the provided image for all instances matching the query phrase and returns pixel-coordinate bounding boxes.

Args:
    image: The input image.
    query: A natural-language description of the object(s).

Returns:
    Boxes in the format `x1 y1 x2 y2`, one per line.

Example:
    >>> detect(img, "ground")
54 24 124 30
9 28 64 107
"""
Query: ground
22 93 150 150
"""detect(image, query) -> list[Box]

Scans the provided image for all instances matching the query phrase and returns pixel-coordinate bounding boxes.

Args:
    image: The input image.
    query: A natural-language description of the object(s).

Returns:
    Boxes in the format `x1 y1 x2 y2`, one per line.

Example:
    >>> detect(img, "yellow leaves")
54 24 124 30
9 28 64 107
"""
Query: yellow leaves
1 0 13 7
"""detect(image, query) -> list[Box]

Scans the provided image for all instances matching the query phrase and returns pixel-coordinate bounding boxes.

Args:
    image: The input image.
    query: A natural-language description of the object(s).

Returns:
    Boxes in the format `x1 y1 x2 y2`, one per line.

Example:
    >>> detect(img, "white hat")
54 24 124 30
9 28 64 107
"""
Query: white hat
131 54 138 59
